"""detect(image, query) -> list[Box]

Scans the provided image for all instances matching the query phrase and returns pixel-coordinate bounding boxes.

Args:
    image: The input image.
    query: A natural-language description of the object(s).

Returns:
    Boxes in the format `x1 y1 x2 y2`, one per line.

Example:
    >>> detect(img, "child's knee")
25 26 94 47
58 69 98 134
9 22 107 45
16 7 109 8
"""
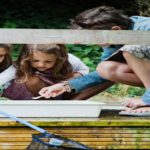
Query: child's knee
96 61 118 79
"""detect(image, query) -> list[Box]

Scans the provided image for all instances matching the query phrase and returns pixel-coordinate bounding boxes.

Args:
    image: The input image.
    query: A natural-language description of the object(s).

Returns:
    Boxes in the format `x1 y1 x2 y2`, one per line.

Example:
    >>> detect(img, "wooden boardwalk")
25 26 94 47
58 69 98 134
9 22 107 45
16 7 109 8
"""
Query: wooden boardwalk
0 109 150 149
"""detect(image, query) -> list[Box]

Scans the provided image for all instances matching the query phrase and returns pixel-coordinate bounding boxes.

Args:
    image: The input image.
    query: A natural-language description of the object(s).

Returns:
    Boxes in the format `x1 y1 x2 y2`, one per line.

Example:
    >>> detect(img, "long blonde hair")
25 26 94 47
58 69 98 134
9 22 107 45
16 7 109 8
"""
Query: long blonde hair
15 44 73 83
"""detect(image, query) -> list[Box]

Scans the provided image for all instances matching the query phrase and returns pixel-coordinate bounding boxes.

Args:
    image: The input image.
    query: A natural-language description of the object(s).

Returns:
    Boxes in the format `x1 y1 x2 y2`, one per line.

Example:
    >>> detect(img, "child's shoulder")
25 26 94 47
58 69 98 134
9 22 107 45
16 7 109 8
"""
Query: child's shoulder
0 65 16 76
130 16 150 21
130 16 150 30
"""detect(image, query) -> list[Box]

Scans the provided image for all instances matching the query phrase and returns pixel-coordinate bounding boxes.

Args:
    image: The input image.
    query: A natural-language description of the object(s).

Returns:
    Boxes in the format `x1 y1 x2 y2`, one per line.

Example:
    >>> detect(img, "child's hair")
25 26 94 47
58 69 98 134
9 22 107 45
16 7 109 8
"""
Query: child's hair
15 44 73 83
70 6 133 30
0 44 12 73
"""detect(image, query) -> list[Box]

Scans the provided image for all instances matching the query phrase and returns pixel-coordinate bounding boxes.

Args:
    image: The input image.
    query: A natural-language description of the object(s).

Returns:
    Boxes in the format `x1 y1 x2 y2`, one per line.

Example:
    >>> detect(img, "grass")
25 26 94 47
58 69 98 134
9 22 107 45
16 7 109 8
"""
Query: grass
89 84 145 103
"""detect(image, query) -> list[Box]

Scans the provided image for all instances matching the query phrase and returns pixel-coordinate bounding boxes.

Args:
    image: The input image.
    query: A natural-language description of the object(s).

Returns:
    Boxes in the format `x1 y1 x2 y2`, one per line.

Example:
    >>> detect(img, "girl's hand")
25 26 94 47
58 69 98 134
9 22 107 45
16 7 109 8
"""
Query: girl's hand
38 83 67 98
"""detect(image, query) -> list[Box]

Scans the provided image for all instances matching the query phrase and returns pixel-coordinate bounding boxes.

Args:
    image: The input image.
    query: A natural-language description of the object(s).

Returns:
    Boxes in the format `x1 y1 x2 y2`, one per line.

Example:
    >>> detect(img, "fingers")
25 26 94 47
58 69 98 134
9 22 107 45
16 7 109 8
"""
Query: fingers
39 87 48 95
39 83 66 98
39 87 51 99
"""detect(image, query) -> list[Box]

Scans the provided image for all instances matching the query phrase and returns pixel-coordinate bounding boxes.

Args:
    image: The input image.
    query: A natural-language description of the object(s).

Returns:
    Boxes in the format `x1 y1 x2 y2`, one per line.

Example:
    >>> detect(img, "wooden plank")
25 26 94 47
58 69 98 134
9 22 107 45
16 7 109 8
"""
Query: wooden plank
81 141 150 146
0 127 150 149
0 137 150 142
0 142 29 145
94 145 150 149
0 141 150 146
0 29 149 44
1 127 150 134
0 133 150 138
1 119 150 126
2 145 150 150
0 145 150 150
0 145 27 150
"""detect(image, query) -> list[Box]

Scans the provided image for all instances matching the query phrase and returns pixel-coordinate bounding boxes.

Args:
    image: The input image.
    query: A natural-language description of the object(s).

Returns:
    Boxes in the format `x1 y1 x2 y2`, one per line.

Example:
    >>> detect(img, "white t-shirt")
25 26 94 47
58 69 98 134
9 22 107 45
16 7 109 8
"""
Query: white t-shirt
68 53 89 75
0 65 16 86
0 53 89 86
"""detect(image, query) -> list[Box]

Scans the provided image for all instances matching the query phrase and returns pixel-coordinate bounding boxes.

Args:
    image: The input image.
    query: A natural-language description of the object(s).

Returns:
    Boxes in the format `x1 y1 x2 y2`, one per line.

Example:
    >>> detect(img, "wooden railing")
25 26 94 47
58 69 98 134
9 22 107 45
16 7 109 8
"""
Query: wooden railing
0 29 149 44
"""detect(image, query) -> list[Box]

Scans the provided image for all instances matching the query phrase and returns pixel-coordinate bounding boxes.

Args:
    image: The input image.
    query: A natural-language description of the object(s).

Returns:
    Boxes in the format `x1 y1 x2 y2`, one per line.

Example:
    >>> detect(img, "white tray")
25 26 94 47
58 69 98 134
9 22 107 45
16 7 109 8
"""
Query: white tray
0 100 104 118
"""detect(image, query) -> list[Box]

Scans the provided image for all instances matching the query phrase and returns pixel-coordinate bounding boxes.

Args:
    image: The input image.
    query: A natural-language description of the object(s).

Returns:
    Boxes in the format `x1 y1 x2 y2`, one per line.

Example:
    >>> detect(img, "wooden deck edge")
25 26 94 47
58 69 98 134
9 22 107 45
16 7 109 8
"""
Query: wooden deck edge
0 120 150 127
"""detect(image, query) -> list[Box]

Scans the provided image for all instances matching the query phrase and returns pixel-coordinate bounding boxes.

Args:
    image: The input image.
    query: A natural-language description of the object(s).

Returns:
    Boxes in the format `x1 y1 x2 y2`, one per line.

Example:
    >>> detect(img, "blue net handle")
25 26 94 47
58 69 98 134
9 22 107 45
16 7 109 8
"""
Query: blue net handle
0 110 46 133
0 110 93 150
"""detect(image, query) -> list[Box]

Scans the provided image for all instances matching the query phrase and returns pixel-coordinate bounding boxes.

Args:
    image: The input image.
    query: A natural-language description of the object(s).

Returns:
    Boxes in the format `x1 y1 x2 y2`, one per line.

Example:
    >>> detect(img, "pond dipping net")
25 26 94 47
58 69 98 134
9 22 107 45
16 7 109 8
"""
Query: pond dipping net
27 132 93 150
0 110 93 150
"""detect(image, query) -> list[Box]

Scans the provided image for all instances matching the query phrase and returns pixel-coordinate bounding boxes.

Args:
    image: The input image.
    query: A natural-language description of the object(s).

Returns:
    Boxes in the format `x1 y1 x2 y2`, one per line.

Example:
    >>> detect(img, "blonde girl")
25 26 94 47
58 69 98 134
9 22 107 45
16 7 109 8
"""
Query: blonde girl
2 44 89 100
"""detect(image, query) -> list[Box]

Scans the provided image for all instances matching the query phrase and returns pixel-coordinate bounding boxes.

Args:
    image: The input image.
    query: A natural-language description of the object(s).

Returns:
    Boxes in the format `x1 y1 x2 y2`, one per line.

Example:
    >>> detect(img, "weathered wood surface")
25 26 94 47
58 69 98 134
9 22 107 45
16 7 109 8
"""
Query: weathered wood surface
0 127 150 149
0 110 150 149
0 29 150 44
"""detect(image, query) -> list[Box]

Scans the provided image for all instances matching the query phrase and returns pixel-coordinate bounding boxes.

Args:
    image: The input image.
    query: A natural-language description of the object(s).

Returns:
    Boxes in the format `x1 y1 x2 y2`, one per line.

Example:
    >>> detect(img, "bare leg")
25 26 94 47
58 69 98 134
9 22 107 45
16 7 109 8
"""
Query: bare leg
120 52 150 111
97 61 143 87
123 52 150 89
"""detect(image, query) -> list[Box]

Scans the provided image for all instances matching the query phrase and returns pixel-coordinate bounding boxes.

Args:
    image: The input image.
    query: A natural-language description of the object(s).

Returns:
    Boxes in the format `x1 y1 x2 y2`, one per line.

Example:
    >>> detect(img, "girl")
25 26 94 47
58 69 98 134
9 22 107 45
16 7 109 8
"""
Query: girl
0 44 13 94
38 6 150 115
0 44 12 73
2 44 89 100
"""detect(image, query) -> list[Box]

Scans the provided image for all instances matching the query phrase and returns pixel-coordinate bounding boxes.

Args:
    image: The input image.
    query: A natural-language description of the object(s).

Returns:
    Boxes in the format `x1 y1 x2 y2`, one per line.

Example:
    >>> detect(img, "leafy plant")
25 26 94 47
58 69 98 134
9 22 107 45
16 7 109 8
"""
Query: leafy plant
67 44 103 71
106 84 145 98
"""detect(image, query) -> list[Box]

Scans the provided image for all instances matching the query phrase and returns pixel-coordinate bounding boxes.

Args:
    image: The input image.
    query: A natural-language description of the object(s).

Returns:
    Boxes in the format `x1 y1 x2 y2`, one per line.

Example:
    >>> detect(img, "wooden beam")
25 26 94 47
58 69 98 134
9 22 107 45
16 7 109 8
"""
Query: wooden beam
0 29 150 44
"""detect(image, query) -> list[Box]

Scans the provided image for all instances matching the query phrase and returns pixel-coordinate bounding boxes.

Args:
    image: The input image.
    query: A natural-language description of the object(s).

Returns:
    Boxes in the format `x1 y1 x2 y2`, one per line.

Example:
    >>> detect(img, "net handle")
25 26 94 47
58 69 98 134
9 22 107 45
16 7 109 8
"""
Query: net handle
0 110 46 133
0 110 93 150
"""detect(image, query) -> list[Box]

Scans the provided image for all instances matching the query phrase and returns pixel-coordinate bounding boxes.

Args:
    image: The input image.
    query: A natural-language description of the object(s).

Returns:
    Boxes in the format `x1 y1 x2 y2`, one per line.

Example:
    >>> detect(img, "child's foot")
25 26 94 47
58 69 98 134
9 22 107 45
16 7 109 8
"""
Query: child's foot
121 89 150 115
122 97 146 108
121 106 150 113
119 106 150 117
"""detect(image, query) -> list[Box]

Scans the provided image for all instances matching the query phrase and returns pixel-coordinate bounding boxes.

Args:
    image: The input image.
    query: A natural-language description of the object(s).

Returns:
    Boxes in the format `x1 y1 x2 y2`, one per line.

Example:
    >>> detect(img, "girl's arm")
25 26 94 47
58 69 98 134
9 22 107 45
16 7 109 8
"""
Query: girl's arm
39 71 108 98
0 65 16 86
68 53 89 76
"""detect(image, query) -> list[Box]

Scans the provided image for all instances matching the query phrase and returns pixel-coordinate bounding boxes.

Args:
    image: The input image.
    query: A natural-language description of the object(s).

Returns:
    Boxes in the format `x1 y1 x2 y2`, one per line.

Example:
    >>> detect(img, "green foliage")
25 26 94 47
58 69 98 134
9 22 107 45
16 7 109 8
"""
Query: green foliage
138 0 150 16
106 84 145 98
3 21 17 28
127 86 145 97
67 44 103 71
11 45 21 61
0 0 140 29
